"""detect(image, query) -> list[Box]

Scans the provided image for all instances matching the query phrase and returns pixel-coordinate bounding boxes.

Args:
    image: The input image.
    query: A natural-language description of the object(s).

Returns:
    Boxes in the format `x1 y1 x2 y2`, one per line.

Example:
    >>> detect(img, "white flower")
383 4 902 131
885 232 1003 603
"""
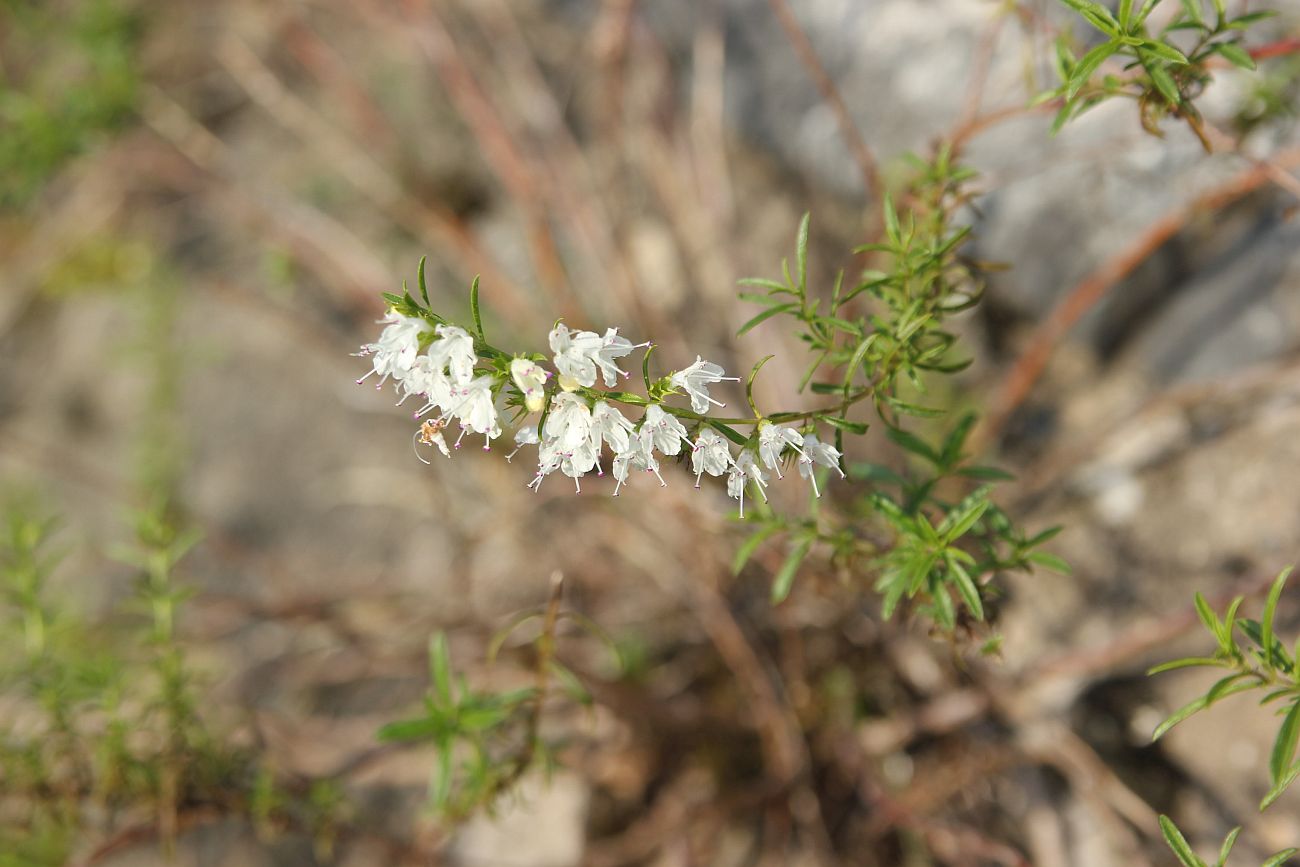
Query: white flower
529 429 598 493
691 428 733 487
641 404 688 456
426 323 478 384
757 422 805 479
402 355 453 416
543 392 593 451
356 311 431 386
797 432 845 497
669 356 739 414
591 328 639 387
443 375 500 447
590 401 635 454
510 358 549 413
506 425 539 462
549 323 604 388
726 452 768 518
612 429 666 495
549 323 645 389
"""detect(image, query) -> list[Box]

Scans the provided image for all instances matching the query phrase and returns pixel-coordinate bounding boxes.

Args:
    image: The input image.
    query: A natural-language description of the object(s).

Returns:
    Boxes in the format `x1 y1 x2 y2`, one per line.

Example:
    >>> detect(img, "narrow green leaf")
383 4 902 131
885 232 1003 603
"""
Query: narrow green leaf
417 256 430 309
641 343 656 393
733 523 783 575
1142 40 1190 64
949 559 984 621
822 415 869 435
738 277 794 294
1227 11 1276 29
1134 0 1161 26
882 193 900 246
376 716 440 743
1213 42 1256 69
1270 702 1300 785
795 212 811 292
885 426 940 464
431 741 454 808
1027 551 1072 575
939 490 991 541
1263 567 1293 671
1261 759 1300 810
1148 63 1181 105
1216 826 1241 866
772 538 813 604
1178 0 1203 25
957 465 1016 482
1117 0 1133 28
1193 592 1224 647
737 303 798 336
746 355 775 416
469 275 485 342
429 632 454 708
1159 815 1206 867
1146 657 1226 675
1263 849 1300 867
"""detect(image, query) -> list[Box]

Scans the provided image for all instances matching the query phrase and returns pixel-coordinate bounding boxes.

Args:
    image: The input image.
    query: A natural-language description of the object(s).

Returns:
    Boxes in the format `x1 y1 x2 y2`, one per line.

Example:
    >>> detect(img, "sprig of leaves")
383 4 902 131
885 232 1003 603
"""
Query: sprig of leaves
1046 0 1275 145
1150 567 1300 811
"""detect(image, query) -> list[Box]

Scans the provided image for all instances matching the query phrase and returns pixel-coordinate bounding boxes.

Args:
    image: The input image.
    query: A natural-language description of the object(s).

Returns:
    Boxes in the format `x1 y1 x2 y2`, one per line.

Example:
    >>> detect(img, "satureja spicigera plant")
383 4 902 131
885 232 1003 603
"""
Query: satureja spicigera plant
352 0 1294 839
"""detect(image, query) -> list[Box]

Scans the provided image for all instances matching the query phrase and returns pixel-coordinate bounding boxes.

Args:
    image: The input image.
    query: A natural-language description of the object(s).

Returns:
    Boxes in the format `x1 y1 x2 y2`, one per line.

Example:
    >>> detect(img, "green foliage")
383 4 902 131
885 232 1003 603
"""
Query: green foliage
1046 0 1275 145
1149 568 1300 809
1159 814 1297 866
0 0 142 208
1151 567 1300 863
0 498 341 860
730 153 1065 626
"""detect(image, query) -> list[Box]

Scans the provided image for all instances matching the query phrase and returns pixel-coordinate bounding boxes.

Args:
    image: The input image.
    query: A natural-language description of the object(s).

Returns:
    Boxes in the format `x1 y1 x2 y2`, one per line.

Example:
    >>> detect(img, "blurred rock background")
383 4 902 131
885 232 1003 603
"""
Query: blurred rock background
2 0 1300 864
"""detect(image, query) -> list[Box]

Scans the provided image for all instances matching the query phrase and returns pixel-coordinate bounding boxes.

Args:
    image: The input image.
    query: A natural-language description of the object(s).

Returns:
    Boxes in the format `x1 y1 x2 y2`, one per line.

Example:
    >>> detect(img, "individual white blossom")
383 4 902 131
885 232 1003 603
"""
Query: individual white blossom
443 375 501 448
543 392 593 451
757 422 805 479
612 430 666 496
670 356 739 414
506 425 539 462
726 452 768 518
530 431 598 493
356 311 431 386
427 324 478 383
401 355 453 415
641 404 688 456
549 323 645 390
590 401 635 456
510 358 549 413
797 432 845 497
691 428 733 488
548 323 604 389
591 328 639 387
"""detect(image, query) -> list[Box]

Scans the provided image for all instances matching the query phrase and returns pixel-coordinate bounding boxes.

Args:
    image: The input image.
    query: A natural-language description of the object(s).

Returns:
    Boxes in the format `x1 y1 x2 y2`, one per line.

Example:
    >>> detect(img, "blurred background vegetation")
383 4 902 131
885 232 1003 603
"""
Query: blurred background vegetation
2 0 1300 864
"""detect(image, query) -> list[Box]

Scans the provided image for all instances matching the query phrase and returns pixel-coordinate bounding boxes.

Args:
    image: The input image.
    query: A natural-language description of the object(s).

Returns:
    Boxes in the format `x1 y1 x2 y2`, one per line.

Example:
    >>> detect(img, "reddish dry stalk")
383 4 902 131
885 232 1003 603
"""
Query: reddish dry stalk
767 0 884 205
980 147 1300 448
396 0 586 325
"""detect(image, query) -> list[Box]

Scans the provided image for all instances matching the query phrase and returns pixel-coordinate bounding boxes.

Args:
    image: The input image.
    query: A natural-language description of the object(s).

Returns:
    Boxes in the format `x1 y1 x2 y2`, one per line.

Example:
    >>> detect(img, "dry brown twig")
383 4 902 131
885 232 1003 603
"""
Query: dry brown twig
766 0 883 206
979 146 1300 449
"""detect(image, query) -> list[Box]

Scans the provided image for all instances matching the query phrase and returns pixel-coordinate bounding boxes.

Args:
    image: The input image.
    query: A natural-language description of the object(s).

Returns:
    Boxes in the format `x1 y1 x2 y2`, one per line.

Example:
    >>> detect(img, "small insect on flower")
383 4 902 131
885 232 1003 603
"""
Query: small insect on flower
413 418 451 463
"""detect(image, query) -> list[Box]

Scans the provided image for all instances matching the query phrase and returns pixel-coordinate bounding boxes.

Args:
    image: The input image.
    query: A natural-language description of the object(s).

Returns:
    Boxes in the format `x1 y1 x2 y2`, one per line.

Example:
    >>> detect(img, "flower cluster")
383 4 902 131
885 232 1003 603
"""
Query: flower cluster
356 313 845 515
